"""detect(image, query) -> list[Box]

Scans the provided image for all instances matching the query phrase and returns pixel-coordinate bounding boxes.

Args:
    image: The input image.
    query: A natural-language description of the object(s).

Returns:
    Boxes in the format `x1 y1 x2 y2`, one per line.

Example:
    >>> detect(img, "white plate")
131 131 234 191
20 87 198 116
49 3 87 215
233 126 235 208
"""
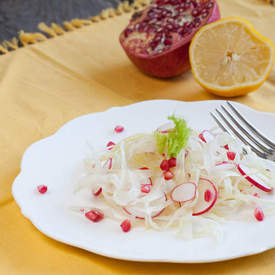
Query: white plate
12 100 275 263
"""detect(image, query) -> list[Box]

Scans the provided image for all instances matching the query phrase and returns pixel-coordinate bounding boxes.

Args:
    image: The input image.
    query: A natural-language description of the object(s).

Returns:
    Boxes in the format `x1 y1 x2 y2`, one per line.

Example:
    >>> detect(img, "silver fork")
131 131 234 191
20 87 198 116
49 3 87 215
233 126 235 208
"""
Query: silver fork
211 101 275 161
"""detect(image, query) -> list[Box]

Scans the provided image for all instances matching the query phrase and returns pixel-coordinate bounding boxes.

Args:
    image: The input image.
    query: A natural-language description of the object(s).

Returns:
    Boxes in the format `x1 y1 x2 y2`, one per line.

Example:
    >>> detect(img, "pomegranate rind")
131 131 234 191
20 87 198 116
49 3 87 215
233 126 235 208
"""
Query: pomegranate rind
119 0 221 78
192 177 218 216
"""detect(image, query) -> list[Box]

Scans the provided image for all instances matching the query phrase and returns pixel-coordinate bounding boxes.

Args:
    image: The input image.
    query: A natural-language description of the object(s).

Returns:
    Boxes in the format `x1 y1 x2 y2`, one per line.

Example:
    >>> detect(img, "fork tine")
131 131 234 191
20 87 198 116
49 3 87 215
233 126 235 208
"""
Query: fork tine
210 112 230 134
215 108 267 158
211 112 248 155
221 105 274 154
227 101 275 150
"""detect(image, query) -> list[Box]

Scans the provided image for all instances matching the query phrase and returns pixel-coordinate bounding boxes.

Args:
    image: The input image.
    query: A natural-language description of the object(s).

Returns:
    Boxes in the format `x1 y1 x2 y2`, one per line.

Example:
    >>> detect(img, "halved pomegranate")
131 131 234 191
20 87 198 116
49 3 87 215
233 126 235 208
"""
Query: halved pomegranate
119 0 221 78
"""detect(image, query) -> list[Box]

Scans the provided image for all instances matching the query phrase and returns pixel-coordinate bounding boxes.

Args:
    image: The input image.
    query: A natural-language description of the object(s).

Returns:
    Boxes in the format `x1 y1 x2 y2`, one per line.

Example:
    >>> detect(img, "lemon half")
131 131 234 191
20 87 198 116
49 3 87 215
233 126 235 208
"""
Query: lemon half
189 17 275 97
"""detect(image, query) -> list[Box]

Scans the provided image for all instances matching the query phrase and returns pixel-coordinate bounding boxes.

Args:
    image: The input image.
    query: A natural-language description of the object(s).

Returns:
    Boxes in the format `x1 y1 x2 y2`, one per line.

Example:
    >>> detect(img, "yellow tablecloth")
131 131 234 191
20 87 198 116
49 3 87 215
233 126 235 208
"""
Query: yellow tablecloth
1 0 275 274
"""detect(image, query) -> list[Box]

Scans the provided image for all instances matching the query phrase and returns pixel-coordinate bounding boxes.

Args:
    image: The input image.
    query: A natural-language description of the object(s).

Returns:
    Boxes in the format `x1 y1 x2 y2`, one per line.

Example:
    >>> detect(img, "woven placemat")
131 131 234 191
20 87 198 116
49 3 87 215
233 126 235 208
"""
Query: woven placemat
0 0 273 54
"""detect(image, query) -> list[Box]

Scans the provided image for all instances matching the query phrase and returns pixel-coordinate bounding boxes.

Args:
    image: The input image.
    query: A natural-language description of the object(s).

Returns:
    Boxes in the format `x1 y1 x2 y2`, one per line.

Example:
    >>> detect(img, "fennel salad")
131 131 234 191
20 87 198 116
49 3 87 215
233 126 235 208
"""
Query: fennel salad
72 115 275 239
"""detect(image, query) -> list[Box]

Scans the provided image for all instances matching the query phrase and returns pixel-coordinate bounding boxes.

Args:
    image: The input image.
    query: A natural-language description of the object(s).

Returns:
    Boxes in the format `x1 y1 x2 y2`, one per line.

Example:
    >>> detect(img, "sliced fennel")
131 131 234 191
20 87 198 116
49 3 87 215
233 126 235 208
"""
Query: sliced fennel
73 116 275 240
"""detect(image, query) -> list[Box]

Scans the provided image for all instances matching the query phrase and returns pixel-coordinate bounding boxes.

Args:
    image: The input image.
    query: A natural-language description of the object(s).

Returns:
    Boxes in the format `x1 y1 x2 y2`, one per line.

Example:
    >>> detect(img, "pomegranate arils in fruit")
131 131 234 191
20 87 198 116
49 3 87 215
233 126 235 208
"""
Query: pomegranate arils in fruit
168 157 177 168
37 185 47 194
114 125 124 133
204 189 212 202
254 207 264 221
160 159 169 171
191 9 200 17
227 151 236 161
120 219 131 232
164 38 173 46
119 0 221 78
131 11 142 21
85 209 104 222
141 184 151 193
163 170 174 180
207 1 214 8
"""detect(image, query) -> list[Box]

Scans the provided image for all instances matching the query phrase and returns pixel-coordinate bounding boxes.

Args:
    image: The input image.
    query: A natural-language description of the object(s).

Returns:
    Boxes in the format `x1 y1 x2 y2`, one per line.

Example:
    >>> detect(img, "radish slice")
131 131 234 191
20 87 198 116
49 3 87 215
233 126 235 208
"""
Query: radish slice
192 178 218 216
199 130 214 143
122 206 165 220
139 167 149 170
237 164 272 192
170 182 197 203
156 122 174 133
215 161 235 170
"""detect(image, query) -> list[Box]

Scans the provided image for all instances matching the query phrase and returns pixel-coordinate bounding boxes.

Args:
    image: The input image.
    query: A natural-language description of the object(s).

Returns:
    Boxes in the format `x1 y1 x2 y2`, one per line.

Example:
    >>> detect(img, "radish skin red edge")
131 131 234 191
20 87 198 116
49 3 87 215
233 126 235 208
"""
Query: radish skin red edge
170 182 197 203
156 122 174 133
192 178 218 216
122 206 165 220
199 130 214 143
237 164 273 192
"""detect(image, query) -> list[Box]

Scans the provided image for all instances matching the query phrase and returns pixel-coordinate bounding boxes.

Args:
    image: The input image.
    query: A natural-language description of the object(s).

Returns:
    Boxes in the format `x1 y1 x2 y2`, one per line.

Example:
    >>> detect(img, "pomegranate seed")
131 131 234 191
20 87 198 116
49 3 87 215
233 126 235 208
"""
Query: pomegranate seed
141 184 151 193
37 185 47 194
160 159 169 171
120 219 131 232
93 187 102 196
224 144 229 150
85 209 104 222
107 141 116 150
201 12 208 18
139 167 149 170
194 21 201 28
254 207 264 221
114 125 124 133
204 189 212 202
207 2 214 9
254 193 260 198
163 170 174 180
191 9 200 17
164 38 173 45
227 151 236 161
168 157 177 168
